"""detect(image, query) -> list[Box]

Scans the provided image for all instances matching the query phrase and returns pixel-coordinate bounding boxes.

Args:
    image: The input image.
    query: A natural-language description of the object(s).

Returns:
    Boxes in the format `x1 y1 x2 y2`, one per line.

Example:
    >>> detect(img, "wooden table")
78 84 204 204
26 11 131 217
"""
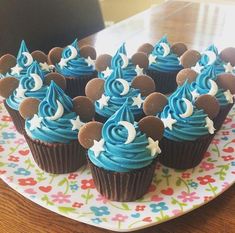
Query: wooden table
0 1 235 232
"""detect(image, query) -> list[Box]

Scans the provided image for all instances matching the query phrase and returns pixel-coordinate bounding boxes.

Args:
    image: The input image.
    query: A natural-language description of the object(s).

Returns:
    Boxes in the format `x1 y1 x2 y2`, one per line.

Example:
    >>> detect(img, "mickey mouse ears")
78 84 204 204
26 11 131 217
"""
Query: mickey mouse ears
176 68 198 86
31 50 48 63
216 73 235 94
0 54 16 74
180 50 201 68
220 47 235 66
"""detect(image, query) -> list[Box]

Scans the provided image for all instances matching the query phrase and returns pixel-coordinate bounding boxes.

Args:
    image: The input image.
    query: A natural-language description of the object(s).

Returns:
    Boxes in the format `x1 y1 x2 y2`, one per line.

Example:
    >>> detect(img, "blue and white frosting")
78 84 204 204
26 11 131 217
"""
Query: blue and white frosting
6 61 48 110
148 35 183 72
95 67 145 118
25 81 84 143
88 101 160 172
55 39 96 78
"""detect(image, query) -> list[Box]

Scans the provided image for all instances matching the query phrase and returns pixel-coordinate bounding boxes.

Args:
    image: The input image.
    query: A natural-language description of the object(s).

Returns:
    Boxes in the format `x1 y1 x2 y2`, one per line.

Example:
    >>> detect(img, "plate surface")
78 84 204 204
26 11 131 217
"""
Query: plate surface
0 99 234 232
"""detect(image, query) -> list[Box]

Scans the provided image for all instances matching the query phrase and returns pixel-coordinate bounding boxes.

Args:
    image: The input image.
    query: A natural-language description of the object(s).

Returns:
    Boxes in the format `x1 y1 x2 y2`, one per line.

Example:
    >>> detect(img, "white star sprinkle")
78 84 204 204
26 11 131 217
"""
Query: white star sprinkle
223 62 234 73
97 94 110 109
15 85 27 99
148 54 157 65
191 89 200 101
132 93 144 108
102 67 113 78
29 114 43 130
70 116 85 131
90 138 105 157
11 64 23 76
40 62 50 72
135 65 144 75
58 58 68 69
224 90 234 103
205 117 215 134
178 57 182 65
191 63 204 73
161 113 177 130
146 137 161 156
85 56 95 67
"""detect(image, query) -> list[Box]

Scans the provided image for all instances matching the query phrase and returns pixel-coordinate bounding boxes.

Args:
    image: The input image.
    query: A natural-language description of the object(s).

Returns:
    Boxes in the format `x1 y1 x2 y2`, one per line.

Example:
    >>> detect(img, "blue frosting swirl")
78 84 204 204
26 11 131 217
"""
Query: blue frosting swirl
55 39 95 77
95 67 144 118
6 61 48 110
148 35 183 72
159 82 211 141
88 101 157 172
25 81 79 143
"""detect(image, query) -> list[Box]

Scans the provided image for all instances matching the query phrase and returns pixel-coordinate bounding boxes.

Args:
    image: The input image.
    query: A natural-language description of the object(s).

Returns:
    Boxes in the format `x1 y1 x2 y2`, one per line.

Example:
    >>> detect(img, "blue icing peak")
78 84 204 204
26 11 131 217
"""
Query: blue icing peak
89 102 158 172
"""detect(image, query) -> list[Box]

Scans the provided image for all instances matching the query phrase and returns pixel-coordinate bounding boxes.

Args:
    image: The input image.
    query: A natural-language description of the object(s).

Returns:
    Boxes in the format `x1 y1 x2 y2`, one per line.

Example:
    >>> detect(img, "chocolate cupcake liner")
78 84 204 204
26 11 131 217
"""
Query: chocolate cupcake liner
65 73 97 98
146 70 180 94
24 132 87 174
214 103 234 132
87 157 157 202
159 134 214 170
4 100 25 134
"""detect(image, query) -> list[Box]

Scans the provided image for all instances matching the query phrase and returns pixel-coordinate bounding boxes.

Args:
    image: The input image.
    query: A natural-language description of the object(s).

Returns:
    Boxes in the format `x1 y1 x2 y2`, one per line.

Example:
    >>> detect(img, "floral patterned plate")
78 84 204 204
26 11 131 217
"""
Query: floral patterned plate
0 99 235 232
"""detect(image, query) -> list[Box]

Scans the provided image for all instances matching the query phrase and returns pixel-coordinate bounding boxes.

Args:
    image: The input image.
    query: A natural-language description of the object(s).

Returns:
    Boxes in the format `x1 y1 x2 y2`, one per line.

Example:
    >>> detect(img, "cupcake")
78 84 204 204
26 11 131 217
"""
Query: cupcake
143 81 220 169
85 67 155 123
95 43 149 82
138 35 187 94
0 61 56 134
48 39 97 97
78 100 164 201
19 81 95 174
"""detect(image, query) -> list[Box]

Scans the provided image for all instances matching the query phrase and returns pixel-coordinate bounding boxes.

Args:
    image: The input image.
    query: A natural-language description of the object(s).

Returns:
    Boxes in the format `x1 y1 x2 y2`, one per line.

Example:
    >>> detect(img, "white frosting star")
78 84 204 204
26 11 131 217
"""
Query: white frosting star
132 93 144 108
58 58 68 69
148 54 157 65
40 62 50 72
135 65 144 75
97 94 110 109
146 137 161 156
191 89 200 101
29 114 43 130
85 56 95 67
70 116 85 131
205 117 215 134
224 90 234 103
223 62 234 73
102 67 113 78
191 63 204 73
178 56 182 65
15 85 27 99
161 113 177 130
90 138 105 157
11 64 23 76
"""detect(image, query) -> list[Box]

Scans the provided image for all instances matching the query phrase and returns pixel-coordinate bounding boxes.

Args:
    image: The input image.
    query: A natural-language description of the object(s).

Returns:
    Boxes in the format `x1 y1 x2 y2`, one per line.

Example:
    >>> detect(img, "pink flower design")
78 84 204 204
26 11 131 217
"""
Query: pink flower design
68 173 78 180
181 172 190 179
177 191 200 202
222 155 234 161
211 139 220 145
96 194 108 204
0 170 6 174
203 151 211 158
51 192 71 204
148 184 156 192
197 175 215 185
8 155 19 162
135 205 146 211
14 138 26 145
72 202 83 208
18 178 37 186
172 209 182 216
222 182 230 191
200 161 215 171
1 115 12 122
222 131 229 136
204 196 213 202
112 214 128 222
81 179 95 189
224 118 232 124
151 195 164 202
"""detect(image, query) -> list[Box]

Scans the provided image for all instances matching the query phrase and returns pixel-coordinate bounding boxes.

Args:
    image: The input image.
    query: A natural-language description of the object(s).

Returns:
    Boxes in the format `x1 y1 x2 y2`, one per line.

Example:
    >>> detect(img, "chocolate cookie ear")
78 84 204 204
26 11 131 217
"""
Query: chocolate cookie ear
171 42 188 57
139 116 164 141
131 75 155 96
48 47 63 65
131 52 149 69
143 92 168 116
0 77 19 98
19 98 40 119
44 73 66 90
85 78 104 101
195 94 220 119
216 73 235 94
79 45 96 60
219 47 235 66
78 121 103 149
0 54 16 74
137 43 154 55
180 49 201 68
31 50 48 63
95 54 112 72
73 96 95 122
176 68 198 86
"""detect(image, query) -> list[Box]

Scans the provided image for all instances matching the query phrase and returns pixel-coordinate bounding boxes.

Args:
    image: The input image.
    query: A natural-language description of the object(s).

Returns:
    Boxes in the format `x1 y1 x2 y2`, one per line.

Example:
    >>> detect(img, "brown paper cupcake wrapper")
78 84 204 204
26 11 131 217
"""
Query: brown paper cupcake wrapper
214 103 234 132
146 69 180 94
24 132 87 174
159 134 214 170
65 73 97 98
87 157 157 202
4 100 25 134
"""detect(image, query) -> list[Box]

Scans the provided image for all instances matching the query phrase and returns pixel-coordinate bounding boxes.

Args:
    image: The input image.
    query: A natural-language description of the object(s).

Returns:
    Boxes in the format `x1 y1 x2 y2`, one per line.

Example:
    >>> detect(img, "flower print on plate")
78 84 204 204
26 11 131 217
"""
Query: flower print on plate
0 98 235 232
